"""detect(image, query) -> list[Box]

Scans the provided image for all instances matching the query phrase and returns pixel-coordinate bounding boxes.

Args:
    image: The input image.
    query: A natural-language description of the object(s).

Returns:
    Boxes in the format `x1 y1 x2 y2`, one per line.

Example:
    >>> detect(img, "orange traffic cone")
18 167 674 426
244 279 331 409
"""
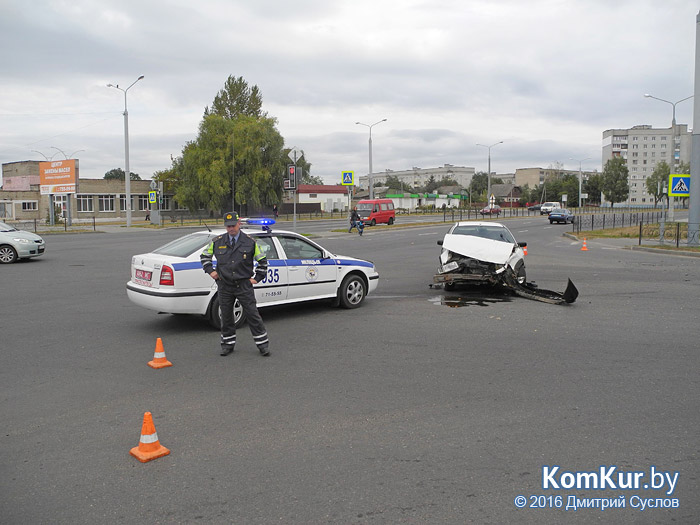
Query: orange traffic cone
130 412 170 462
523 245 528 256
148 338 172 369
581 238 588 251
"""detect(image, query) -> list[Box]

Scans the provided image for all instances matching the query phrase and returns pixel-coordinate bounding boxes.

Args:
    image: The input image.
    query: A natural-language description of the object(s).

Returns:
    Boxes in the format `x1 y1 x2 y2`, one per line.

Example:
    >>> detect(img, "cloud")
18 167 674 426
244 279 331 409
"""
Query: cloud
1 0 697 184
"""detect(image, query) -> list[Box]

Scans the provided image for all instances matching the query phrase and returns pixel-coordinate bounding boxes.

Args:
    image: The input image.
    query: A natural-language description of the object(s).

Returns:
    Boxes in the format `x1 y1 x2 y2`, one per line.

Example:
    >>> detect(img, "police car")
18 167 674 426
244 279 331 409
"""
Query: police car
126 219 379 328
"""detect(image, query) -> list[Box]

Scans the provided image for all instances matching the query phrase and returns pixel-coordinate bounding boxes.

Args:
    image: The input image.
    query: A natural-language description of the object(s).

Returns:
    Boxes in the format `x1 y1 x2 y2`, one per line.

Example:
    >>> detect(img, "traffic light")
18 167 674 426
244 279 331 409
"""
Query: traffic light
286 164 297 190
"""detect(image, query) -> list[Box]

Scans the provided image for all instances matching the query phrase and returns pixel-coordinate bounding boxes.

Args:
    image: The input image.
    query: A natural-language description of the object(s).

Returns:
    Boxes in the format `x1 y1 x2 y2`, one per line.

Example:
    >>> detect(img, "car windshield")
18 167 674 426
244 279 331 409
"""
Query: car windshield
451 225 516 244
357 203 373 211
0 222 18 232
153 232 218 257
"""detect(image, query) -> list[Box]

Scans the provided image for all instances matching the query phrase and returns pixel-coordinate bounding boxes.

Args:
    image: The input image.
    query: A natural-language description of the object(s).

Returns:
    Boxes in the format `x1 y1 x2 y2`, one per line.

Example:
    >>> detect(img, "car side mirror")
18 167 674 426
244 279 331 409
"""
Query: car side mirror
437 240 443 246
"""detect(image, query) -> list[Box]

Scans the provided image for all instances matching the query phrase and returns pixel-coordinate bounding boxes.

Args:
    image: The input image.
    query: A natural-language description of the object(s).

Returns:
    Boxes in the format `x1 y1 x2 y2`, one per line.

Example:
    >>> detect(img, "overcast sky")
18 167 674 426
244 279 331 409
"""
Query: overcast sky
1 0 698 186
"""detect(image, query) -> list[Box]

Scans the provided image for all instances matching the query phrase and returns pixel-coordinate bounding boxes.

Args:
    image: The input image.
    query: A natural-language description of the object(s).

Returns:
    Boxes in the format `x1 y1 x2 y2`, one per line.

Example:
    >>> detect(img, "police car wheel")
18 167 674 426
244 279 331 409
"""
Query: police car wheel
208 295 247 329
338 274 366 309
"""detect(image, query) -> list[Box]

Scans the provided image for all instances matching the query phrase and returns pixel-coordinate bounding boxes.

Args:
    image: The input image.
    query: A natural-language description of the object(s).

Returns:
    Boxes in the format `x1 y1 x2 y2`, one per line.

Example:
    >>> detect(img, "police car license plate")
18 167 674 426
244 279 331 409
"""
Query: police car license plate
135 269 152 281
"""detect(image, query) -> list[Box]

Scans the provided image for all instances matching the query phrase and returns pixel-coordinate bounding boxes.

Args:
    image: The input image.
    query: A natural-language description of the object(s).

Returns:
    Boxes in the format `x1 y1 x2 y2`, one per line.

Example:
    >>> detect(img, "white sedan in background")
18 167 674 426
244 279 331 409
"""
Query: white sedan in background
126 219 379 328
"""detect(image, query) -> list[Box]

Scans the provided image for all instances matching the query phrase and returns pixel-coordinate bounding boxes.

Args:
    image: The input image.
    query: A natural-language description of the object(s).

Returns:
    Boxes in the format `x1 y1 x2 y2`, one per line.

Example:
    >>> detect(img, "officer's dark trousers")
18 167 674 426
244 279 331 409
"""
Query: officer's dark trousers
218 279 269 351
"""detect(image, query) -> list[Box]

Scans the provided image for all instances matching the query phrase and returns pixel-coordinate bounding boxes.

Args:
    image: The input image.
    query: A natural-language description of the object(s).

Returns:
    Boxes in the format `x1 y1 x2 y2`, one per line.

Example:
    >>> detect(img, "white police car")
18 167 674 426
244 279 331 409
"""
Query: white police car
126 219 379 328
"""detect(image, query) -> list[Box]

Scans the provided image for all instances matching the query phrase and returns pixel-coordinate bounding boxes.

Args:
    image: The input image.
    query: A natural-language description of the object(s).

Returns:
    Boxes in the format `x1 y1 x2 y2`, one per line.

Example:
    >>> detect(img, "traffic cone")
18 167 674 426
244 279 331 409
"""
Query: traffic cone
581 238 588 251
129 412 170 463
148 338 172 369
523 245 528 256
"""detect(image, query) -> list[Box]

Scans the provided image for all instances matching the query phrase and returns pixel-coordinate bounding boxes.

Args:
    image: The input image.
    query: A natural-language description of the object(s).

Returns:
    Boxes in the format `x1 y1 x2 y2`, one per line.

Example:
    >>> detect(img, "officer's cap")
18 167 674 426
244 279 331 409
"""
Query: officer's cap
223 211 239 225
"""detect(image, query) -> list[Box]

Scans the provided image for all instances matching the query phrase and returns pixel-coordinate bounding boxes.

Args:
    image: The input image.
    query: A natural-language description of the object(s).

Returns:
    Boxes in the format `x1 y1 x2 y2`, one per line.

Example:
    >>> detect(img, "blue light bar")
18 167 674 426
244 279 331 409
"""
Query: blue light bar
243 218 276 226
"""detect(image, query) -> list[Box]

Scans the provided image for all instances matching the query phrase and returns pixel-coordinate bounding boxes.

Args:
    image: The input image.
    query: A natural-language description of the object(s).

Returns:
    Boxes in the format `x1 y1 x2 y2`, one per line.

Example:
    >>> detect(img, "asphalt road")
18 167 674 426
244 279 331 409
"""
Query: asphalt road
2 218 699 524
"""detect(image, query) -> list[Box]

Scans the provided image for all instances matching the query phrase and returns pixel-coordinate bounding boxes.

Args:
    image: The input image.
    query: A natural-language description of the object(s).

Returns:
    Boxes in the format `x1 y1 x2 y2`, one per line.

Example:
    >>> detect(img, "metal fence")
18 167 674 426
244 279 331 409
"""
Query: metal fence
637 221 700 247
573 211 665 234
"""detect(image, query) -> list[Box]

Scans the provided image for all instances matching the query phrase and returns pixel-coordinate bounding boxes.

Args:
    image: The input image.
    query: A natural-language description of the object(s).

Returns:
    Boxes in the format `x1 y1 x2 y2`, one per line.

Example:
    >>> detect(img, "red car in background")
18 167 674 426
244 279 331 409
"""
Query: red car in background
479 205 502 216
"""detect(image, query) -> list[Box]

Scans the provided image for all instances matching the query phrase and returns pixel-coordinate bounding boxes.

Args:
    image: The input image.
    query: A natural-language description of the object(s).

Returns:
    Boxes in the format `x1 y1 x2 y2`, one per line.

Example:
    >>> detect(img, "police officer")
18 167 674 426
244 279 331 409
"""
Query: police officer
201 211 270 357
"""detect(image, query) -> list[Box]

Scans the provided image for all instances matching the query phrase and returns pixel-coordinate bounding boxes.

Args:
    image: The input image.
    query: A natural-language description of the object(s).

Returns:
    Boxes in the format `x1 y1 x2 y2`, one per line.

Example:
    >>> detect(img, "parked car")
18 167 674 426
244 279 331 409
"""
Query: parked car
540 202 561 215
0 221 46 264
479 205 502 216
527 203 542 212
126 219 379 328
434 221 526 290
548 208 575 224
356 198 395 226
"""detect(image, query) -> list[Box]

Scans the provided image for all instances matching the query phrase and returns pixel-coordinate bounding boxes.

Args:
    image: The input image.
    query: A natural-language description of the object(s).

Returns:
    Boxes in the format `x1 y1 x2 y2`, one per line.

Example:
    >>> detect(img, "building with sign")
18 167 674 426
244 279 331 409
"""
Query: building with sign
602 124 692 206
1 161 176 221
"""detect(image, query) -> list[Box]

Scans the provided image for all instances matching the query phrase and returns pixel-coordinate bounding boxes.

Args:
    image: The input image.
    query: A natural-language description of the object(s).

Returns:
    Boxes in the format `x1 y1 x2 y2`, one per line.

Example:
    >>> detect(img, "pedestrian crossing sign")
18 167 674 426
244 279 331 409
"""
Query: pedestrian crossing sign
668 174 690 197
342 171 354 185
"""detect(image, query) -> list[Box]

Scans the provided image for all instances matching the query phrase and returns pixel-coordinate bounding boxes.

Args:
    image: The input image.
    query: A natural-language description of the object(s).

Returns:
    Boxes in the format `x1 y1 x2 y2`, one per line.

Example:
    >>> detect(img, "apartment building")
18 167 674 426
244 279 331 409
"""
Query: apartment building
602 124 691 205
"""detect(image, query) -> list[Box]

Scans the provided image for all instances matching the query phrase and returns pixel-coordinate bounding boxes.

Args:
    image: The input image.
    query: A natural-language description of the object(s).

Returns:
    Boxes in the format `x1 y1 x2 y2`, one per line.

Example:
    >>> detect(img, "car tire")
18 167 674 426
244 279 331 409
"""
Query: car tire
0 245 18 264
370 219 376 226
208 294 246 330
388 217 394 225
549 220 553 224
338 274 366 309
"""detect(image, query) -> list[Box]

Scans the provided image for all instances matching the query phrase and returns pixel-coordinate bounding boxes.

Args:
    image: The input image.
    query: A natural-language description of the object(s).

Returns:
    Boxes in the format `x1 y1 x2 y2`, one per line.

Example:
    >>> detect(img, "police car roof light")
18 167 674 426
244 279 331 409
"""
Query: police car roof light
241 217 275 231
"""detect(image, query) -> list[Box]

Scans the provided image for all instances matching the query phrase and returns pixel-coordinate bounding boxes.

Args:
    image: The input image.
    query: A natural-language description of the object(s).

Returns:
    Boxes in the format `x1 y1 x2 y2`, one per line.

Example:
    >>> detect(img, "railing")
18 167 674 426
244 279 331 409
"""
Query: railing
574 212 665 234
638 222 700 247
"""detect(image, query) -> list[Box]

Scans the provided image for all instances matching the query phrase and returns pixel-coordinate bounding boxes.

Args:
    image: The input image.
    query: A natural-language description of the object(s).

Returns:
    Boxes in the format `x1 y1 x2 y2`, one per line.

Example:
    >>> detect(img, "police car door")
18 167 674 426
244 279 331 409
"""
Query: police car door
276 235 338 301
251 234 288 304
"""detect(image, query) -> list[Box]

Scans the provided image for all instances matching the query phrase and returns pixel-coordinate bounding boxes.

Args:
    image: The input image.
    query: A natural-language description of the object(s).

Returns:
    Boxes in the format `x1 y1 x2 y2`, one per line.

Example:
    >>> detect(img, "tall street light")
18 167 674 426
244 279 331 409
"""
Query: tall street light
644 93 693 222
477 141 503 209
570 157 590 208
356 119 387 199
108 75 144 226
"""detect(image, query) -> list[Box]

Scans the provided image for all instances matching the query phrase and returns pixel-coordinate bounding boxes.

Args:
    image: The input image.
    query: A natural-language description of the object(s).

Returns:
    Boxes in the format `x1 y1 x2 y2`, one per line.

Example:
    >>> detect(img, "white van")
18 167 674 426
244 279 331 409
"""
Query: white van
540 202 561 215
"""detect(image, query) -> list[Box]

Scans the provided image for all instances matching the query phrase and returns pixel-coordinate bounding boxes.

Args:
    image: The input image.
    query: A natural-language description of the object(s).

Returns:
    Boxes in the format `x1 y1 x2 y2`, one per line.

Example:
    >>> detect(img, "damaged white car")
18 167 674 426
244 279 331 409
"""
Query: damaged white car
434 222 526 290
433 221 578 304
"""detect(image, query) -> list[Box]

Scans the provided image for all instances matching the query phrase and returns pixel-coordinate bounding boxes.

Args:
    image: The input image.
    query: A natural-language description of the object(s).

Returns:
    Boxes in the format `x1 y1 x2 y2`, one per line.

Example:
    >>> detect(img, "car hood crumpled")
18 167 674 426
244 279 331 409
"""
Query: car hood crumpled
440 234 514 265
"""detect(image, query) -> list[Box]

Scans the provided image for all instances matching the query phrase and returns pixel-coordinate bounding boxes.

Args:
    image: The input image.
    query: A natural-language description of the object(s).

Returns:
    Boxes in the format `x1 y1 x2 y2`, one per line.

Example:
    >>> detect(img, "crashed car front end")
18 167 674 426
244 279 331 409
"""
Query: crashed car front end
434 234 523 286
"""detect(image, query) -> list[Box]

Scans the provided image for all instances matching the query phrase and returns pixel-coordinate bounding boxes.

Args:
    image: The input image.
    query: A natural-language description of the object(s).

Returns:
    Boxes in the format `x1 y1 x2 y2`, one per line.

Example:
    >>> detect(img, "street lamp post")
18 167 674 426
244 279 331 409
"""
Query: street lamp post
50 147 85 160
108 75 144 227
570 157 590 209
644 93 693 222
477 141 503 209
356 119 387 200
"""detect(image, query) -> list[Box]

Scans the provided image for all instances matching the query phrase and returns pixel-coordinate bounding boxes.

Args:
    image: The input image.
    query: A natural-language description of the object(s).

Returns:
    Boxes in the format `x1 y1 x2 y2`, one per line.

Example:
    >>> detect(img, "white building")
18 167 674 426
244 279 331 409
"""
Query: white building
602 124 691 206
293 184 350 212
358 164 475 190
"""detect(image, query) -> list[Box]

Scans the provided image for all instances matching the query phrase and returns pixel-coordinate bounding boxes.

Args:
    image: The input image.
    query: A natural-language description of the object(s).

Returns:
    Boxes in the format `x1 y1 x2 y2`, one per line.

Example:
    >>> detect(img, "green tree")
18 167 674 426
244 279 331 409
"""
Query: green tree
470 172 488 199
168 76 291 213
584 174 603 205
601 157 629 207
424 175 438 192
104 168 141 181
204 75 265 119
646 161 670 206
171 114 285 213
385 175 411 192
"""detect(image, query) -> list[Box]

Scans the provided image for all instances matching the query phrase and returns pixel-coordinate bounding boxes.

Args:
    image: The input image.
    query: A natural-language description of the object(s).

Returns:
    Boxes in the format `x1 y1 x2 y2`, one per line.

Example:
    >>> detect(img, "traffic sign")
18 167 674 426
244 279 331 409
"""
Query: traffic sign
341 171 354 185
669 174 690 197
148 191 157 204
